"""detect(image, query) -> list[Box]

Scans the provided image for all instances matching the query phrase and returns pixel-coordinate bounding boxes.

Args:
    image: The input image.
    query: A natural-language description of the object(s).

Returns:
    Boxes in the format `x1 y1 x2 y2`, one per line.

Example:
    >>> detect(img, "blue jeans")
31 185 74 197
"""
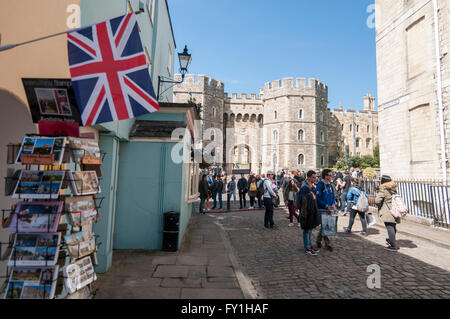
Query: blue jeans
340 192 348 212
303 229 313 251
263 197 274 227
218 193 223 208
212 191 217 208
199 198 206 214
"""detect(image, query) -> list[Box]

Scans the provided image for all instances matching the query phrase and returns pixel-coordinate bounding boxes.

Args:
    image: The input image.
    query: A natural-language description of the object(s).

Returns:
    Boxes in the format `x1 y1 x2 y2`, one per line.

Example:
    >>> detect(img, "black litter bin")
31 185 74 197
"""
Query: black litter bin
162 211 179 252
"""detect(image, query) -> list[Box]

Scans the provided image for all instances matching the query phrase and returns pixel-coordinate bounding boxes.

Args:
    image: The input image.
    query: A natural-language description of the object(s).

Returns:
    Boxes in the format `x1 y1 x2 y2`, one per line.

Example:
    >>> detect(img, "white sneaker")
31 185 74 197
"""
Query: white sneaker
288 223 294 227
250 206 254 209
298 223 301 227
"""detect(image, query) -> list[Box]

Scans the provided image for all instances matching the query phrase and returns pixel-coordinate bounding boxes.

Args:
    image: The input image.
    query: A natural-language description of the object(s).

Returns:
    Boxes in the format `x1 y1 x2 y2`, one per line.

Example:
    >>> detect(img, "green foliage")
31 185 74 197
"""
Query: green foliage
335 158 348 170
363 167 376 179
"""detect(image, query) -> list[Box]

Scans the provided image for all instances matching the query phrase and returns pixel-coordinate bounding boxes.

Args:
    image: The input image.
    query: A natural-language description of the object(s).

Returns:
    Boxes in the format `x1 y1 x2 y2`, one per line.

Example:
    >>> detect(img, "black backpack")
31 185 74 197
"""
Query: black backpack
257 180 265 195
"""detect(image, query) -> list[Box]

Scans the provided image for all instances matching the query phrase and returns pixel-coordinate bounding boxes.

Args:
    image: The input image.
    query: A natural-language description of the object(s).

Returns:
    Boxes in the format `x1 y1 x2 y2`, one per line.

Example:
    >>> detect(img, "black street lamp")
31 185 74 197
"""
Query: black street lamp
157 45 192 101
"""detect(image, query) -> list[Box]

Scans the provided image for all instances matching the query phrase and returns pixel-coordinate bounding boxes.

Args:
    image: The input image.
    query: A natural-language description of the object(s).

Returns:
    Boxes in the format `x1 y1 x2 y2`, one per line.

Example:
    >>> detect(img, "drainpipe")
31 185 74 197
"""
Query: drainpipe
433 0 447 184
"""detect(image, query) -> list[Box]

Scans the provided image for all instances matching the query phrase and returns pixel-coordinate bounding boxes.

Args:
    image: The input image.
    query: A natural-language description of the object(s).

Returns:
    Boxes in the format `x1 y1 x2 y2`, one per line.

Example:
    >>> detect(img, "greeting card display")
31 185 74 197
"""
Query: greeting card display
8 233 61 267
15 137 66 165
65 196 98 227
69 138 101 164
9 201 63 233
12 171 65 199
63 256 97 294
68 171 100 196
4 266 59 299
65 231 96 260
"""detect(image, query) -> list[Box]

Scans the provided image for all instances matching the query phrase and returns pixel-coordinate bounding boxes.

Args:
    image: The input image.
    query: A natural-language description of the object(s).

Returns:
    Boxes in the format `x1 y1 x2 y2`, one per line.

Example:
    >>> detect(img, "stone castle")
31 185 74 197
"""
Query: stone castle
173 74 378 174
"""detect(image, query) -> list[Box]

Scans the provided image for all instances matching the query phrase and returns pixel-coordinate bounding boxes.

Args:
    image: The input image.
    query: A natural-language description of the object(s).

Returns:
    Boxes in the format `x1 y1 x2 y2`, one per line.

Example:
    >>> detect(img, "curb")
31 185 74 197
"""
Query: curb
370 222 450 250
214 221 260 299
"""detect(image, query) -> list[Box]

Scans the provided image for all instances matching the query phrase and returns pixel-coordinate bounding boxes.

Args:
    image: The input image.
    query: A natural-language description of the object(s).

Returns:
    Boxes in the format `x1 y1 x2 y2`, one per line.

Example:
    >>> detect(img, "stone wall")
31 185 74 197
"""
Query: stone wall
375 0 449 179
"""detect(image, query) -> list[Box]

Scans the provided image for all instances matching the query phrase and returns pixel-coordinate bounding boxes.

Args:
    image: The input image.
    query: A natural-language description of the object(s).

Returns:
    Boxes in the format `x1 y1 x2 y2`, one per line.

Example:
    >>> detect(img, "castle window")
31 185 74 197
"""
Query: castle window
298 109 303 119
342 124 344 131
356 138 360 148
367 125 370 133
356 125 359 133
320 131 325 143
298 129 304 141
273 130 278 143
274 111 277 120
319 111 324 122
213 108 216 118
320 155 324 166
350 125 352 132
366 138 371 149
298 154 304 165
377 126 378 133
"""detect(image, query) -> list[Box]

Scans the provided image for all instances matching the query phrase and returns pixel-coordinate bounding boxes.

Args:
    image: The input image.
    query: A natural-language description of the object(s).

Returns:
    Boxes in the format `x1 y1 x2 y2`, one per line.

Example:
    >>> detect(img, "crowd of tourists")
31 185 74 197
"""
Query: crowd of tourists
198 167 404 256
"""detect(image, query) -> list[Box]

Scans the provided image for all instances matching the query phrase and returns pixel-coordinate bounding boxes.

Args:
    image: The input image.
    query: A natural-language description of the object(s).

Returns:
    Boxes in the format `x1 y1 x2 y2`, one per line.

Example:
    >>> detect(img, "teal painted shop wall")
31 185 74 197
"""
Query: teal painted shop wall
113 141 183 249
94 135 120 273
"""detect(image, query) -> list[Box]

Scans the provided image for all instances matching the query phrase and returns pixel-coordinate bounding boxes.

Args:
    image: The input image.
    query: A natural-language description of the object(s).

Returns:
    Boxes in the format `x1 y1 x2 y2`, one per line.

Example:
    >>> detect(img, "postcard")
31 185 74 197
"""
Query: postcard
9 201 63 233
15 136 66 165
8 233 61 267
63 256 96 294
64 230 96 259
12 171 65 199
68 171 100 195
65 196 98 227
4 266 59 299
69 138 101 164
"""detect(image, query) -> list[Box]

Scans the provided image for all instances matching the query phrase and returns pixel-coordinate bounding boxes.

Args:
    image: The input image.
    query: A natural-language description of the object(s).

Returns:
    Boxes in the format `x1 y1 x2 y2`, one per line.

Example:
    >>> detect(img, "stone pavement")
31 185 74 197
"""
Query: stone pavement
213 207 450 299
94 204 450 299
93 213 246 299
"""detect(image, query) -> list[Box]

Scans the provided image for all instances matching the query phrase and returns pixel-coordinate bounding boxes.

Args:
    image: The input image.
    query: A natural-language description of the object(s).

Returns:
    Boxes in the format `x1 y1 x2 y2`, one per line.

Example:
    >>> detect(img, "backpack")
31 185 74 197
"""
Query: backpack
258 180 265 195
249 182 257 192
390 194 408 218
354 188 369 213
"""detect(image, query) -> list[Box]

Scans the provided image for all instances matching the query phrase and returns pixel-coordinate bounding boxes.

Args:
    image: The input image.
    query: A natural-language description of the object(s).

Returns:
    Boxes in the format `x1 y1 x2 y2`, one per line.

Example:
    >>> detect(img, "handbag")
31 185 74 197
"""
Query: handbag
365 212 376 227
321 213 338 236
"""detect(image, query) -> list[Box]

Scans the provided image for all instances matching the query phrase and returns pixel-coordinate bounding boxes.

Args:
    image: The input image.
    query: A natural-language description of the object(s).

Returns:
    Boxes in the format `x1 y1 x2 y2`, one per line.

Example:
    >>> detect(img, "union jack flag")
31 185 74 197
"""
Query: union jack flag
67 13 159 126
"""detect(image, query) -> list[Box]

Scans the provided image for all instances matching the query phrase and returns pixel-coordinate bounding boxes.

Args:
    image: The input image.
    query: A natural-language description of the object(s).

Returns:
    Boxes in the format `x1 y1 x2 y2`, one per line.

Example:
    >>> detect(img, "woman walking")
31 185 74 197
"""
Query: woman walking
375 175 400 252
344 177 368 236
284 179 300 227
248 174 258 209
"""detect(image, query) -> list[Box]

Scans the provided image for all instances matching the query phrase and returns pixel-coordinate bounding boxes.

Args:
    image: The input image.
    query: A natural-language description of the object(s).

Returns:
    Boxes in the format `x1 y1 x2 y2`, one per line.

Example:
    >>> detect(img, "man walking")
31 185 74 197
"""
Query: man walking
340 171 352 216
211 175 218 210
238 174 248 209
262 171 278 229
198 174 209 215
297 170 321 255
316 169 336 251
217 175 224 210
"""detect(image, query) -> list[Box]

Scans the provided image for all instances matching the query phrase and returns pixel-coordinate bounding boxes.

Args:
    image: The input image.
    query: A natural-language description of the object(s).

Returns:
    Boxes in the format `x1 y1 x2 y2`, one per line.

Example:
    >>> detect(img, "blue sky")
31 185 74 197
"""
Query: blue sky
169 0 377 111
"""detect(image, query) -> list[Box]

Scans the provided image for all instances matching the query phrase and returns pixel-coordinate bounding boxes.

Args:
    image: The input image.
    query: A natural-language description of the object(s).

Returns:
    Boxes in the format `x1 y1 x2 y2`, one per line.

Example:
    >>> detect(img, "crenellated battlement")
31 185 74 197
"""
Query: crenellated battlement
174 73 225 92
224 92 261 101
262 77 328 92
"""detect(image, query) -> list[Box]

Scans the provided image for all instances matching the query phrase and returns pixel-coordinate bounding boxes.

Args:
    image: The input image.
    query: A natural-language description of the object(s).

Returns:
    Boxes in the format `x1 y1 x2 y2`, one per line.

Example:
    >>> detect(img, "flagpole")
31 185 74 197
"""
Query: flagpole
0 10 144 53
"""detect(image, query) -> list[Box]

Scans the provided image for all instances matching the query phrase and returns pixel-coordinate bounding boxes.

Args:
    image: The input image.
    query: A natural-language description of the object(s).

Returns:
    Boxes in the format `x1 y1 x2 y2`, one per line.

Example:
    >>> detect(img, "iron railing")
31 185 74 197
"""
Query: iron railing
361 178 450 228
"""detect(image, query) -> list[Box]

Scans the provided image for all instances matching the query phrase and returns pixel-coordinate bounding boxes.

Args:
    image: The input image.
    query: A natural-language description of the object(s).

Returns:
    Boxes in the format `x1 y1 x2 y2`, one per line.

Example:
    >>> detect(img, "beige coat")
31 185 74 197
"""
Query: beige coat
375 181 401 224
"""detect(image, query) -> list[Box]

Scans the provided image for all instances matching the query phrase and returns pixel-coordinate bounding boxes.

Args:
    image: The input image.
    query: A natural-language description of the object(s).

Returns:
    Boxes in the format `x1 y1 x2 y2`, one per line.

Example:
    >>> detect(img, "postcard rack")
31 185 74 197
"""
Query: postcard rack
1 135 105 299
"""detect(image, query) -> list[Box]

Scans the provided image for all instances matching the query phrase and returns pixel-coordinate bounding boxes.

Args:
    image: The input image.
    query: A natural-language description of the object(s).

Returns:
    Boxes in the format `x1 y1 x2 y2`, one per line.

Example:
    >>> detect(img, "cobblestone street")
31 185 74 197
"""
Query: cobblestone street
211 208 450 299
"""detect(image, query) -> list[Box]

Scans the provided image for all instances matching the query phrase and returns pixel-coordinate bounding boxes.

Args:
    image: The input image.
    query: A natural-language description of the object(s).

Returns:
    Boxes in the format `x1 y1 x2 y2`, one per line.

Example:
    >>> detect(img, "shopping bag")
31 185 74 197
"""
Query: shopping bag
321 214 338 236
365 212 377 227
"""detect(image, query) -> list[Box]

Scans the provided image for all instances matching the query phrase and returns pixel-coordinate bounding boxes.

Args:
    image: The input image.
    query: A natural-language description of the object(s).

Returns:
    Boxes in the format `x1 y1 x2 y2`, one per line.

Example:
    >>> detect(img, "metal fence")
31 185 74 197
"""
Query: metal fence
361 178 450 228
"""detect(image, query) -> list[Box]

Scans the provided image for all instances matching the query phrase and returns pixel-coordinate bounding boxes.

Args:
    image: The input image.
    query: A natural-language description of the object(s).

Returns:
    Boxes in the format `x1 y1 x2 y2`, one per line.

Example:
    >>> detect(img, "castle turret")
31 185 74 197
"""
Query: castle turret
364 93 376 111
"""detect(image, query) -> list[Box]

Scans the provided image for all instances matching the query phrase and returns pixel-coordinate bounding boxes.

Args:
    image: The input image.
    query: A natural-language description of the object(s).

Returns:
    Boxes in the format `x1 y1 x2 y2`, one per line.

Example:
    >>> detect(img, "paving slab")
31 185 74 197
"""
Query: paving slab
180 288 244 299
153 265 190 278
177 255 208 266
207 266 235 277
161 278 202 288
152 255 178 265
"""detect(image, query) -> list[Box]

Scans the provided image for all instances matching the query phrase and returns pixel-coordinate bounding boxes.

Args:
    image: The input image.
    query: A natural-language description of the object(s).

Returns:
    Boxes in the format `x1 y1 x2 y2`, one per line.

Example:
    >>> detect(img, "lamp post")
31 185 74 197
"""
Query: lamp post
157 45 192 101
